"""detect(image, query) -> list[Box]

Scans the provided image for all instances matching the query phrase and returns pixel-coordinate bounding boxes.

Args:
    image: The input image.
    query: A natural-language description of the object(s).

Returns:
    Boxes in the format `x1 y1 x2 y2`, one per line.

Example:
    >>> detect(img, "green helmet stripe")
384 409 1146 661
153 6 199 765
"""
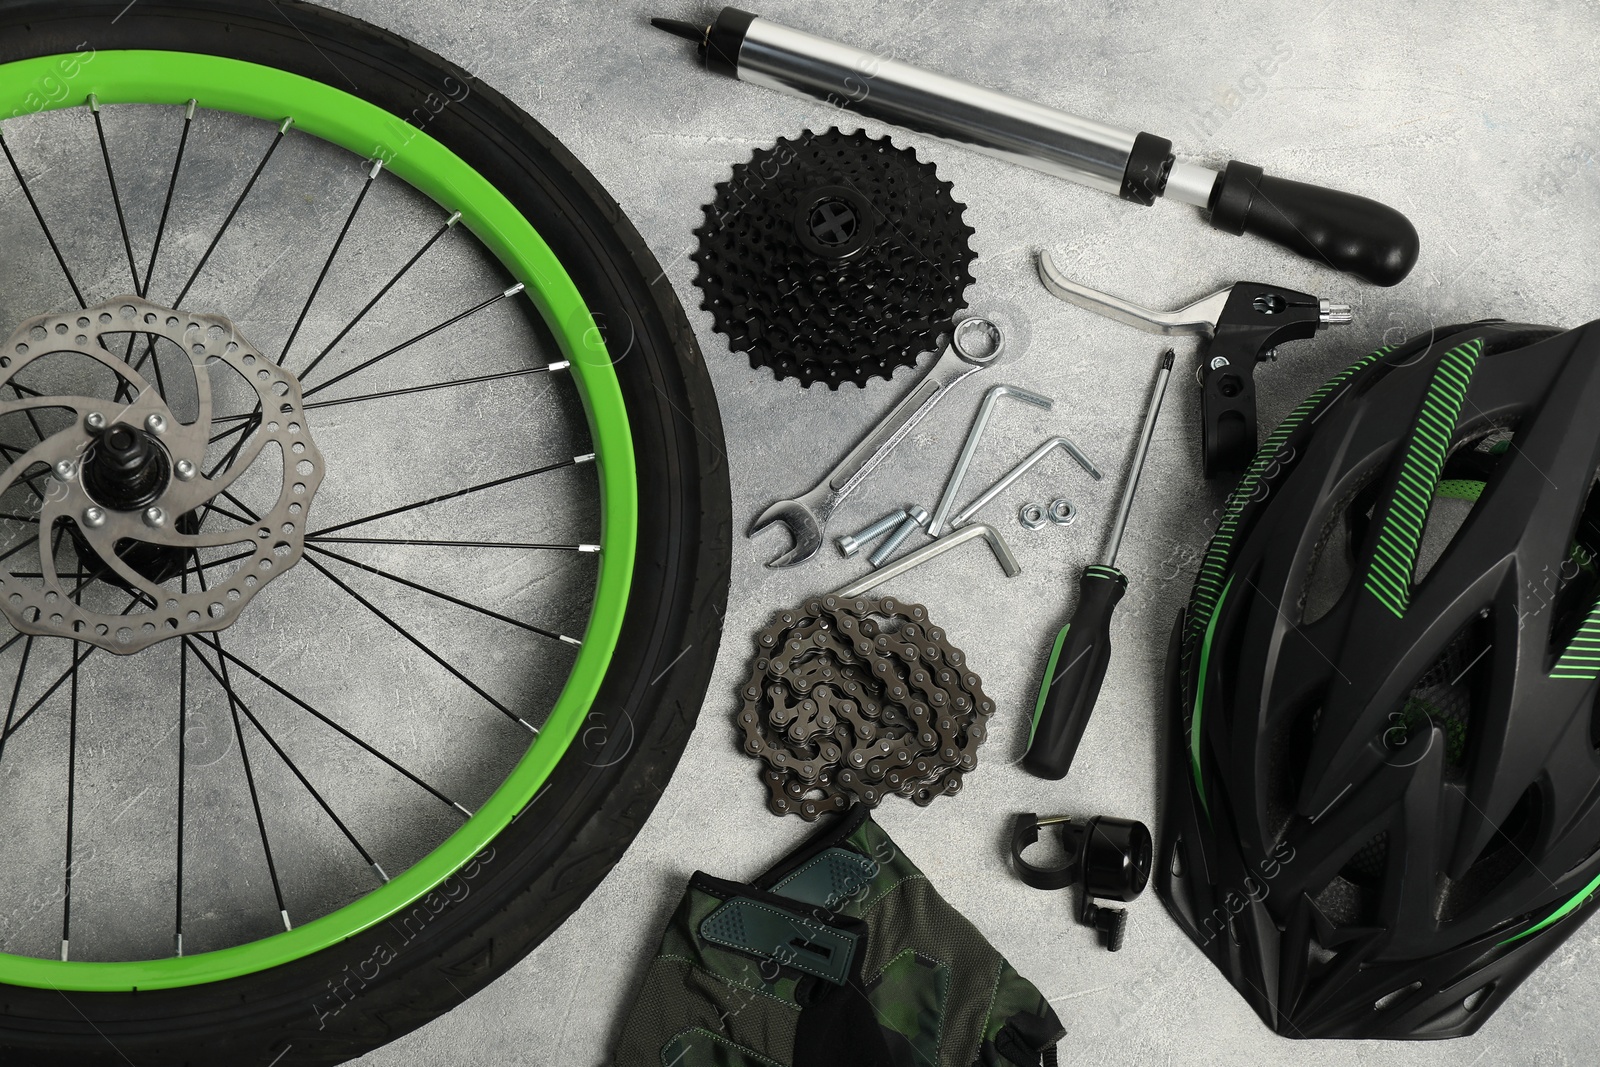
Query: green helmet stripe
1363 339 1484 617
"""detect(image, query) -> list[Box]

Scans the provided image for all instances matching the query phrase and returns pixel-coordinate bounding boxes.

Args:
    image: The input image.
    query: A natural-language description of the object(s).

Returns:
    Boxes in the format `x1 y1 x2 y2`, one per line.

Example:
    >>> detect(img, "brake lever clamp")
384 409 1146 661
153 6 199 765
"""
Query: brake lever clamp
1037 251 1352 479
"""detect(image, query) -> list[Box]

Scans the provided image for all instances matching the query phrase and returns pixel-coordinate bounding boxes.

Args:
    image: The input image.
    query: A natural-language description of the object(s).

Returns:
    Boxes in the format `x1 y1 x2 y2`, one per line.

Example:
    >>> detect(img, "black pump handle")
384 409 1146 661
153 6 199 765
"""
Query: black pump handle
1209 161 1419 287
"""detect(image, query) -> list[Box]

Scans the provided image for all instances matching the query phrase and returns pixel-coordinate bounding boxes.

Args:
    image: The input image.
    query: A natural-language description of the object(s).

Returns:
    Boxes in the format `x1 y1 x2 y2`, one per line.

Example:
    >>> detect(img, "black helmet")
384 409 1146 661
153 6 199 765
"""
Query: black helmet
1157 319 1600 1039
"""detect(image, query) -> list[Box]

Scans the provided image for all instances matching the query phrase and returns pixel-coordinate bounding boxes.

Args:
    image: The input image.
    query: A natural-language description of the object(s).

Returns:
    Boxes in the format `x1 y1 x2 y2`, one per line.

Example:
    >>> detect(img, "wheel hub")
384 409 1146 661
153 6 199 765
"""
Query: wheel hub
82 420 172 510
0 296 325 653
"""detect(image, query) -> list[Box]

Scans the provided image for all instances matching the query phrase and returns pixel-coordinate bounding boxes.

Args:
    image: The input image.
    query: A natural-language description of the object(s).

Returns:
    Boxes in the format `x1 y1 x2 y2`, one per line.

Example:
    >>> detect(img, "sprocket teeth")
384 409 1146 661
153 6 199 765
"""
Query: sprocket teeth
691 127 976 389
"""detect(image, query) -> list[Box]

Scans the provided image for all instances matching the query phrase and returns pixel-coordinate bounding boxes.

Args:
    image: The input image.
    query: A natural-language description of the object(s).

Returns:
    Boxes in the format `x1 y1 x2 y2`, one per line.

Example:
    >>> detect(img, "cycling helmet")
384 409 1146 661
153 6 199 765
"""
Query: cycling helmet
1158 318 1600 1038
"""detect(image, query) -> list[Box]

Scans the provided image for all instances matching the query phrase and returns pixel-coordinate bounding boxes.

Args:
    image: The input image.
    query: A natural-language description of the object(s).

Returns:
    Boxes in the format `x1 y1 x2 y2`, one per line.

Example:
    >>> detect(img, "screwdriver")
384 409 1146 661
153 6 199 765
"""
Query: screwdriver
1022 348 1173 780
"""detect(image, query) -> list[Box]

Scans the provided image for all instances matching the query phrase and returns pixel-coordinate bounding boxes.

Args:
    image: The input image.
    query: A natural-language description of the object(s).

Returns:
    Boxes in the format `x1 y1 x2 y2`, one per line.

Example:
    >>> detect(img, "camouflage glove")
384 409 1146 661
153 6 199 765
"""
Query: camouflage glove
614 805 1063 1066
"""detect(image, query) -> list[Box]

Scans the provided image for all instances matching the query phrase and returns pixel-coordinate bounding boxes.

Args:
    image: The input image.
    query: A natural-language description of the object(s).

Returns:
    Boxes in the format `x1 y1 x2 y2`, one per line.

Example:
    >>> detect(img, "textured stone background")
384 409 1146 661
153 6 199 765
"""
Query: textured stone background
315 1 1600 1063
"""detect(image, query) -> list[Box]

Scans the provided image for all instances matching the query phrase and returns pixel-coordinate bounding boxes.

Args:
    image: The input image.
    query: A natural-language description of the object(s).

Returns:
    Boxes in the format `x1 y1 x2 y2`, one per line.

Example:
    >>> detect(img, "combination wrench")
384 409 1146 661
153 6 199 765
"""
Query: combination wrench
747 317 1002 568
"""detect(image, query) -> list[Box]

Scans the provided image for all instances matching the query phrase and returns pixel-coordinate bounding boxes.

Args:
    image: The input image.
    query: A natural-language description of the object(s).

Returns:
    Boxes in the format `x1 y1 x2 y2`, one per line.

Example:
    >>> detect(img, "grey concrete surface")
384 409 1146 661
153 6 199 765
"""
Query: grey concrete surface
1 0 1596 1063
328 0 1600 1063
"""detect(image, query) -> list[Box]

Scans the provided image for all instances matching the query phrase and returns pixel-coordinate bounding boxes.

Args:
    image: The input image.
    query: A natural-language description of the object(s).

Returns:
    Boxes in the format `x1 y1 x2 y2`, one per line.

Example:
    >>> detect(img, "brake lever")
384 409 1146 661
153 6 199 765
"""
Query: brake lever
1038 251 1352 478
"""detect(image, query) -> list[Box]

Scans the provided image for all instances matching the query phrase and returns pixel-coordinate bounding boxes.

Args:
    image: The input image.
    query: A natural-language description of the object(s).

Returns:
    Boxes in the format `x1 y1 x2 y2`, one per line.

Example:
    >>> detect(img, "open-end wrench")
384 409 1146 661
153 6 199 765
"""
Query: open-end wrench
748 317 1003 568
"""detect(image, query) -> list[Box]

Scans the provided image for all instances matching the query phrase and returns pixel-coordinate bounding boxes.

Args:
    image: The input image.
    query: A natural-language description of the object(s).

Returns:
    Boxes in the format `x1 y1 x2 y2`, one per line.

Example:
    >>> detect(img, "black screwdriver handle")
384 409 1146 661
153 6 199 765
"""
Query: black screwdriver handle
1208 161 1419 287
1022 565 1127 780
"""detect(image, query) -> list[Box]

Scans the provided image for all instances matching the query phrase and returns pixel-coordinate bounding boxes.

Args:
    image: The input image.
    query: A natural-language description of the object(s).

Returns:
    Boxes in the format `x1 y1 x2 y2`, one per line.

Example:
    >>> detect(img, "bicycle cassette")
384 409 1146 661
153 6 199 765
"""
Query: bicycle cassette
692 128 977 388
736 595 993 819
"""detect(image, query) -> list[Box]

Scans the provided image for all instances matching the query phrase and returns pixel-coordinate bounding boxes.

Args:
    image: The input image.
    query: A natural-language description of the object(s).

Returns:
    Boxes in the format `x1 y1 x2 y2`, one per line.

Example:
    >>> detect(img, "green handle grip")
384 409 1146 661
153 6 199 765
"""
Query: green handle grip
1022 565 1127 780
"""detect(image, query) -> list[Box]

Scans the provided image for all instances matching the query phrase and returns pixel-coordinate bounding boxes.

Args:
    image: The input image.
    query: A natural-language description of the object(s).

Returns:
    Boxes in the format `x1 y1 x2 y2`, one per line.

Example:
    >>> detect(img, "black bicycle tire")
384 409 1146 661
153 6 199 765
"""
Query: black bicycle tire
0 2 730 1064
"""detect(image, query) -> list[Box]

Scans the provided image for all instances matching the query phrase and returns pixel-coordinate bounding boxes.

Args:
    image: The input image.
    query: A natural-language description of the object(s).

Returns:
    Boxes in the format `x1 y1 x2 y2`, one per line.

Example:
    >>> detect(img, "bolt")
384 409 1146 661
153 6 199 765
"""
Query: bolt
143 506 166 528
837 508 908 558
52 459 77 482
869 505 930 568
174 459 197 481
82 506 105 529
145 412 167 434
84 412 106 433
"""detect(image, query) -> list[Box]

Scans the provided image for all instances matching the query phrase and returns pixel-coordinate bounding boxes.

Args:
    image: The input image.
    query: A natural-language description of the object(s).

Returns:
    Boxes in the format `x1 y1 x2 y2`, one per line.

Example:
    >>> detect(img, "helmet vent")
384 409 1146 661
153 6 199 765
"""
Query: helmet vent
1373 980 1422 1012
1300 488 1360 625
1436 783 1543 923
1413 425 1519 587
1389 611 1494 779
1412 493 1478 587
1313 831 1388 928
1299 464 1385 626
1342 830 1389 885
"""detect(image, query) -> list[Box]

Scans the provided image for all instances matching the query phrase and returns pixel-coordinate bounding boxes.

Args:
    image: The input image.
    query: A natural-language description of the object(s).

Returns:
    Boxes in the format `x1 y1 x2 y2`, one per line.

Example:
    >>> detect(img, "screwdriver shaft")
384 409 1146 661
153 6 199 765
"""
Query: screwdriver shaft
1104 349 1174 567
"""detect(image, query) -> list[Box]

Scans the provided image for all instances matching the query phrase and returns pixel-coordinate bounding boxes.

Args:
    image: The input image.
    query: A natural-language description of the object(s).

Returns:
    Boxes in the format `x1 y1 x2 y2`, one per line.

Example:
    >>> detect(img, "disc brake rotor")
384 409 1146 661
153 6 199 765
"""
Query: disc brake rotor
0 296 322 653
692 127 977 389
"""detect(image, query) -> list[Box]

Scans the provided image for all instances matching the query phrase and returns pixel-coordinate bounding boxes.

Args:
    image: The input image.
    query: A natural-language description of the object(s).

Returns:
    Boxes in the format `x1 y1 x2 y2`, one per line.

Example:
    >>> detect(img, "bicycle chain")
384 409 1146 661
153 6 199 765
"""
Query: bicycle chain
692 127 977 389
737 595 993 820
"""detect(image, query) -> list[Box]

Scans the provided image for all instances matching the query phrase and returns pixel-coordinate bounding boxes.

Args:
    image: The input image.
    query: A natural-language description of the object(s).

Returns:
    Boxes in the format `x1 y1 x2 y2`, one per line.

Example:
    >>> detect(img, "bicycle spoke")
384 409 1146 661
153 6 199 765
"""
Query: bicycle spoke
206 641 473 818
171 118 292 308
308 454 589 537
0 446 48 503
0 533 42 566
307 542 580 644
0 128 86 307
0 645 95 747
58 572 91 963
213 364 561 424
301 283 524 398
294 210 459 382
278 159 381 366
187 635 389 884
215 647 291 931
208 418 255 445
146 329 171 401
61 628 81 962
88 95 141 294
6 380 53 461
185 559 292 928
175 563 190 956
197 500 258 528
0 635 34 768
306 535 599 553
0 593 142 746
143 100 196 299
301 554 536 733
175 547 258 578
205 412 260 481
111 333 142 405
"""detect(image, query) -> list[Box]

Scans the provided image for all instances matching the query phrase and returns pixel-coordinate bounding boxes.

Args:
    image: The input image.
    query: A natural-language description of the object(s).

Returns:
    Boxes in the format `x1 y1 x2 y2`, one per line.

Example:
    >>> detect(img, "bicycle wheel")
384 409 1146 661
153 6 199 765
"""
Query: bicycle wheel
0 2 729 1063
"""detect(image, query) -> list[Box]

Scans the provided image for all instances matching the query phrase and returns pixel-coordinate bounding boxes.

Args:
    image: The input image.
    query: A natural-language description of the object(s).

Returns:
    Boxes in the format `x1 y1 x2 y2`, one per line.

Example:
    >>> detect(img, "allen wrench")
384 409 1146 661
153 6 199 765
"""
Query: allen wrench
927 383 1053 537
949 437 1102 530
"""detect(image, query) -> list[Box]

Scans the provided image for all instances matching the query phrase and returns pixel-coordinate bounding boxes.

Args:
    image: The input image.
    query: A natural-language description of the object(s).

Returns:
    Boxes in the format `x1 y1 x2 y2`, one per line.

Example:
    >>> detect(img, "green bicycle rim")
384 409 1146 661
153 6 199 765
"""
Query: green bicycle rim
0 50 637 992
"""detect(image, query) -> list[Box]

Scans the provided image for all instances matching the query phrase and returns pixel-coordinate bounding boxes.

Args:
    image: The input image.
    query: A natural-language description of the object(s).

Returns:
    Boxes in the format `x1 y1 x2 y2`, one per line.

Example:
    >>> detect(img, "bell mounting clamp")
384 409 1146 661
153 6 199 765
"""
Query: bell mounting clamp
1010 811 1153 952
